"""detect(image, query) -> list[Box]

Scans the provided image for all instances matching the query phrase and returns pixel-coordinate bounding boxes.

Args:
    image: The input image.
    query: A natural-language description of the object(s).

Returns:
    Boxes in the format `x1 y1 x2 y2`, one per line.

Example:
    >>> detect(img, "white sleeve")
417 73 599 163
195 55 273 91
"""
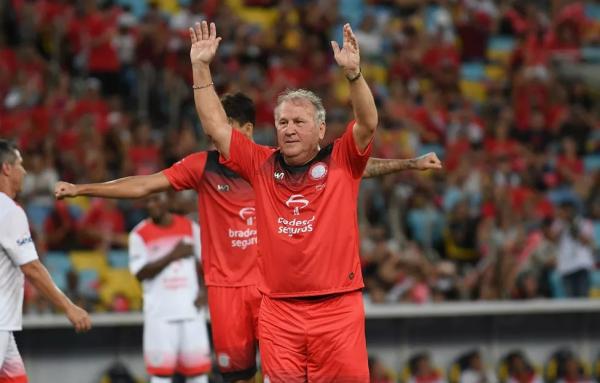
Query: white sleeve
128 232 149 275
191 221 201 262
0 206 38 266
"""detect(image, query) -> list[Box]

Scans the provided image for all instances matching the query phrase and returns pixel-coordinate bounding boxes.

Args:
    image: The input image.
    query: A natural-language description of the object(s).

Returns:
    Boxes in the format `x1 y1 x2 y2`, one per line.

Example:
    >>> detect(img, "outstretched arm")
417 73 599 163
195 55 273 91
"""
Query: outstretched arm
21 260 91 332
189 21 232 158
362 152 442 178
331 24 378 151
54 172 171 199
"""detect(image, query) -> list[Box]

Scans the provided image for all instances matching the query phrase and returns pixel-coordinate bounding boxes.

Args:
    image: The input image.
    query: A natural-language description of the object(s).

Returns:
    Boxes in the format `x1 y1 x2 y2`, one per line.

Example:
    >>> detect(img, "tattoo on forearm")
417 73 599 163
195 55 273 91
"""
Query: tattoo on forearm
363 158 417 178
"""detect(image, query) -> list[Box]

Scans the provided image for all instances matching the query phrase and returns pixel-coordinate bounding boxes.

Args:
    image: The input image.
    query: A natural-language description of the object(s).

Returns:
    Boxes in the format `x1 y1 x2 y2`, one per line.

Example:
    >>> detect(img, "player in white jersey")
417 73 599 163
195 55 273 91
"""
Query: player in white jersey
0 140 91 383
129 193 211 383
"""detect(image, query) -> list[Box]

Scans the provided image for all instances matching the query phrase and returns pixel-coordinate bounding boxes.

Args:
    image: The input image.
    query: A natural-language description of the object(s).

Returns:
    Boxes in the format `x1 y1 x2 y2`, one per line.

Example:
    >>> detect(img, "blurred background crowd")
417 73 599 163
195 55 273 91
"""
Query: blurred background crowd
1 0 600 314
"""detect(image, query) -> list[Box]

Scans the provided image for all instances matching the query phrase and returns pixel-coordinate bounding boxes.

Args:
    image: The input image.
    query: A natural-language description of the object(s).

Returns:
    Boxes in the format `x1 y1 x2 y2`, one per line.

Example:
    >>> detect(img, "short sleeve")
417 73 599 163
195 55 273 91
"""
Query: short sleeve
191 222 201 262
219 129 275 182
128 232 149 275
163 152 208 191
332 121 373 179
0 206 38 266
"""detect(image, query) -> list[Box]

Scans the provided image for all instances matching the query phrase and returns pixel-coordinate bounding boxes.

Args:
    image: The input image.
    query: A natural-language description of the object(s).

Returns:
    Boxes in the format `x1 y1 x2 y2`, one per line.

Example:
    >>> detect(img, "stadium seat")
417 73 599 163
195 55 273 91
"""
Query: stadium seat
99 269 142 311
78 269 100 300
460 80 487 103
485 65 507 82
582 47 600 63
108 250 130 269
43 252 71 292
486 36 515 64
584 155 600 172
461 62 486 82
69 250 110 279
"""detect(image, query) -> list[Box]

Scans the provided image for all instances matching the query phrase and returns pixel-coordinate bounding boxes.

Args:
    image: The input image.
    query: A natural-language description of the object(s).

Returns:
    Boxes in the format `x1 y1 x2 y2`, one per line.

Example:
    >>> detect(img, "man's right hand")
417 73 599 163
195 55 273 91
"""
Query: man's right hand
54 181 78 199
189 21 221 66
65 304 92 333
170 242 195 261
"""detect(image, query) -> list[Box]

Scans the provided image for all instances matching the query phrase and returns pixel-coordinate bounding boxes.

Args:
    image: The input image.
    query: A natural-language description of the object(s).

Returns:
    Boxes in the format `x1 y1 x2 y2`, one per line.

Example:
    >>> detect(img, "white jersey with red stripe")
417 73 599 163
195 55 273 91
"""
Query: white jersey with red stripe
129 215 202 321
0 192 38 331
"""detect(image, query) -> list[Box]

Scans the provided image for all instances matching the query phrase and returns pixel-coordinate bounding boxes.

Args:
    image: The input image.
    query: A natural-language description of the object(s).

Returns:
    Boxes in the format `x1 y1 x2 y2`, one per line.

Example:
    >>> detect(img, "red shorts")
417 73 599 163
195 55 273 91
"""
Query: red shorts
207 285 261 381
258 290 368 383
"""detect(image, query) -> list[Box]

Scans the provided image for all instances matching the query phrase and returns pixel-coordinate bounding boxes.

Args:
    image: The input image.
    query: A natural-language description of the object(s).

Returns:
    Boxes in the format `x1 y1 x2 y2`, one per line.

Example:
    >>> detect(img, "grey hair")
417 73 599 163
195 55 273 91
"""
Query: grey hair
0 139 18 166
274 89 326 126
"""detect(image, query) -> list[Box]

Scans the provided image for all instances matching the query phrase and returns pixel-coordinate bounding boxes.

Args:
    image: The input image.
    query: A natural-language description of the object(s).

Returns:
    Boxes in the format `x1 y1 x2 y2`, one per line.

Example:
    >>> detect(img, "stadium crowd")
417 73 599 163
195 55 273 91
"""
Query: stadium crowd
1 0 599 313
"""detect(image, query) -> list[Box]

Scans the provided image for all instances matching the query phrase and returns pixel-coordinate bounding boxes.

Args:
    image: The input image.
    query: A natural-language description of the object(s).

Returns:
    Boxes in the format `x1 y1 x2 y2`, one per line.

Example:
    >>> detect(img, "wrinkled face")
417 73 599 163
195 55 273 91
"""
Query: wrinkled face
275 99 325 164
2 150 26 195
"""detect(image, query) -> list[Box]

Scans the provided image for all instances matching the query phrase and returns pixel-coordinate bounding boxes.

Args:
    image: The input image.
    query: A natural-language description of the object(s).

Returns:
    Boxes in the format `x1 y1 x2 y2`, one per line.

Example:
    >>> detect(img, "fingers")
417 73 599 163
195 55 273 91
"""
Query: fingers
344 23 358 50
330 40 340 56
209 22 217 40
201 20 209 40
194 22 202 41
189 27 197 44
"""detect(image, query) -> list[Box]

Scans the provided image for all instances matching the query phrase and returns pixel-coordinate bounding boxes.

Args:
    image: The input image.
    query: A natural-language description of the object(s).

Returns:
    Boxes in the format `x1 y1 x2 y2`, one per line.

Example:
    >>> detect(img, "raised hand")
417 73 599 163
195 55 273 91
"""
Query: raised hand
54 181 78 199
331 23 361 78
415 152 443 171
189 21 221 66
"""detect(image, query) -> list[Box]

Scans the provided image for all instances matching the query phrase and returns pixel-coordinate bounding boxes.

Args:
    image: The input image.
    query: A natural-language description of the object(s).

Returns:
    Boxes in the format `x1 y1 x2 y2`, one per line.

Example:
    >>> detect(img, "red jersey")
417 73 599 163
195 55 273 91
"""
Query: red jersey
221 122 371 298
163 151 258 287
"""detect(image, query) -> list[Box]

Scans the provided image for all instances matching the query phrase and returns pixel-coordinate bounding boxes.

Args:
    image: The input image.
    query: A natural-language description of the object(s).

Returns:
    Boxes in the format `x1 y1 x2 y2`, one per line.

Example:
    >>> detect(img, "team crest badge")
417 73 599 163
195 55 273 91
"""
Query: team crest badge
309 162 328 180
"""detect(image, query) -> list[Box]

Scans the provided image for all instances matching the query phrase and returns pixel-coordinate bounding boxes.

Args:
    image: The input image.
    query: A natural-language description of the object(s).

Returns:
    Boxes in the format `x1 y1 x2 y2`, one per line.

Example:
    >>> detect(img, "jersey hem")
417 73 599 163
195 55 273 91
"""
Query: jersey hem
260 284 364 299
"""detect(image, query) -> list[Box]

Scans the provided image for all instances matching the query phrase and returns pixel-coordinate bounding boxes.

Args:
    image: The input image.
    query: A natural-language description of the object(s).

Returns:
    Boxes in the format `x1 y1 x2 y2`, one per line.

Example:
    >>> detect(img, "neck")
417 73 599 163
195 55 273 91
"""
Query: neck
0 181 15 199
152 213 173 227
282 145 320 166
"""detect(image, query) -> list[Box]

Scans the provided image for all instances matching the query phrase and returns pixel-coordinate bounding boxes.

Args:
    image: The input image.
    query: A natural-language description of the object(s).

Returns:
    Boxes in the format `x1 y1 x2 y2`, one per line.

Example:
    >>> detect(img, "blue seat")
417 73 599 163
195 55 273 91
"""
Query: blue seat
591 270 600 289
43 252 71 291
488 36 516 52
582 47 600 63
108 250 130 269
594 221 600 248
584 155 600 172
461 62 486 82
78 269 100 300
585 3 600 21
418 144 445 160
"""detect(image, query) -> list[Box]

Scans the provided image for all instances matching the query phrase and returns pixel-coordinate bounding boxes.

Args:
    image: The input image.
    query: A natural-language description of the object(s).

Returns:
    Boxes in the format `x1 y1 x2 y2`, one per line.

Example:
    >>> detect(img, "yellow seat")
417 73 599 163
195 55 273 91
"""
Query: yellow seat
99 269 143 311
485 65 507 82
460 80 487 103
70 250 109 279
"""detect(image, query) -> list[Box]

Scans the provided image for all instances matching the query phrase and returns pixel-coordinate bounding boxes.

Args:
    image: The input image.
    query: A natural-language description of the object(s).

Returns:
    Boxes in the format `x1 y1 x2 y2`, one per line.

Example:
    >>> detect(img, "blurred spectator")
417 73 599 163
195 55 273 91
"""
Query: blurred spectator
552 201 596 297
369 355 396 383
407 352 446 383
505 351 543 383
458 350 497 383
0 0 597 310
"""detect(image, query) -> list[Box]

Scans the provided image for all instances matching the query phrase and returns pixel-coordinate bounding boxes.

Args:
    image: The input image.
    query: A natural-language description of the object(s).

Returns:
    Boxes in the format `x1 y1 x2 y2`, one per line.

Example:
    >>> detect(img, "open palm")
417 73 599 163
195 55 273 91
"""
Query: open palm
189 21 221 65
331 23 360 75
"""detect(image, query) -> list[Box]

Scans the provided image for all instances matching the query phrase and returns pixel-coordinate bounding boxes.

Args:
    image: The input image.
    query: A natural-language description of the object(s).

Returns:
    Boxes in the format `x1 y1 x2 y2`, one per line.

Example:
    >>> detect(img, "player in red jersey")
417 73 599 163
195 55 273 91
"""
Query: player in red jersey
56 75 439 383
188 21 417 382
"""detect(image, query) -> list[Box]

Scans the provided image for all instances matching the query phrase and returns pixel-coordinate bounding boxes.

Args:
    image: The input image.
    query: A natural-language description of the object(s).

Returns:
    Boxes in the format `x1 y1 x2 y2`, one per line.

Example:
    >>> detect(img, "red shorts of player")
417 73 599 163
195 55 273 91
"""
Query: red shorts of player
207 285 261 382
258 290 369 383
0 331 28 383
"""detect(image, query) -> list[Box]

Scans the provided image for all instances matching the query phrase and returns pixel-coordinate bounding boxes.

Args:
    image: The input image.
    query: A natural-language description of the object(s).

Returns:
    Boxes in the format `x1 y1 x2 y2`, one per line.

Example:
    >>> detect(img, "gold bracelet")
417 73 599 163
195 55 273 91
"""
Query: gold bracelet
192 82 214 90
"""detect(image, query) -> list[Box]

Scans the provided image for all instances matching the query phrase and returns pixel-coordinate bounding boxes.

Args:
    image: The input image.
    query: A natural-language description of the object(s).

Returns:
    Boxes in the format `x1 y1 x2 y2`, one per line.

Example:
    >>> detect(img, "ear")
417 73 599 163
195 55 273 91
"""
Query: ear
1 163 11 176
242 122 254 136
318 122 326 141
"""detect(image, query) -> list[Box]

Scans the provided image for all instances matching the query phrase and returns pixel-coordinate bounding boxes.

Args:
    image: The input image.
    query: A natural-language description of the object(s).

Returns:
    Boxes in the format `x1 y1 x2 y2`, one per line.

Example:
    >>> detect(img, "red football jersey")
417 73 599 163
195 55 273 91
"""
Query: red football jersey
221 122 371 298
163 151 258 286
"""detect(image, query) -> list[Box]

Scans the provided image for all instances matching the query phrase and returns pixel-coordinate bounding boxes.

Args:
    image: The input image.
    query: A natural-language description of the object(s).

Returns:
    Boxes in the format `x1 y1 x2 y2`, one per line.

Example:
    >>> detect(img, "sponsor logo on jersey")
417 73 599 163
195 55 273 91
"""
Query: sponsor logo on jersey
238 207 256 226
218 353 230 368
16 236 33 246
285 194 309 216
309 162 328 180
217 184 230 192
274 171 284 181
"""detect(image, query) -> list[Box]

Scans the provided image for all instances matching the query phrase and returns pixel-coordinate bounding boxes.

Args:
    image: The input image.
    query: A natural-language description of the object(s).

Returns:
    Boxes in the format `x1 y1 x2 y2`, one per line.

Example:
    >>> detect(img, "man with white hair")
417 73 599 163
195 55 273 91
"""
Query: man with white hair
189 20 383 382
